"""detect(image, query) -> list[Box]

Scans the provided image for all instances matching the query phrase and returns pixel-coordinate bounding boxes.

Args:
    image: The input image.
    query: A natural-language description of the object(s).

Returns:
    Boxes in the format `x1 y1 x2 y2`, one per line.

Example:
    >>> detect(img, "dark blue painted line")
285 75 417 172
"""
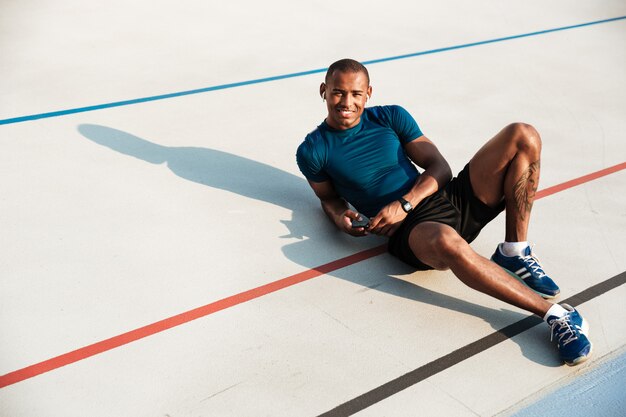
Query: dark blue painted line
319 270 626 417
362 15 626 66
1 16 624 126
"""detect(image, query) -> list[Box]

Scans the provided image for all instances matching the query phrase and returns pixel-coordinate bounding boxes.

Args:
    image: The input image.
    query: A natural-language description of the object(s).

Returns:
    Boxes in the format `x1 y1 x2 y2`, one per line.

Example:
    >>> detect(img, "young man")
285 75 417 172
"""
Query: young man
296 58 592 366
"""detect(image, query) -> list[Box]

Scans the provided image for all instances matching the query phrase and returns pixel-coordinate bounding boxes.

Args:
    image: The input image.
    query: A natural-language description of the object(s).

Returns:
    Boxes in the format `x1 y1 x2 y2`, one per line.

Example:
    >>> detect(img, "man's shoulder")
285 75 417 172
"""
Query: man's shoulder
365 105 422 141
297 124 326 156
296 124 330 180
364 105 409 126
300 124 326 148
305 124 324 138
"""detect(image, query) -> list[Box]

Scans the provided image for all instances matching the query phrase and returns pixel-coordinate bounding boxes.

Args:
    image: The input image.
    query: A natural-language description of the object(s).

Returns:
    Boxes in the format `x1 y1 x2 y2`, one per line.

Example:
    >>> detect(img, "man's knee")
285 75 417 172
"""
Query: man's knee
409 224 467 270
505 122 542 155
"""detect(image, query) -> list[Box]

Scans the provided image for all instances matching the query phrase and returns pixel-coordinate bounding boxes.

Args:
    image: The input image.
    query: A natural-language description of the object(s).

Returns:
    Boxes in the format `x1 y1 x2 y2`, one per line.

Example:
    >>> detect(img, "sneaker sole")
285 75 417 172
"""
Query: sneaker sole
497 265 560 299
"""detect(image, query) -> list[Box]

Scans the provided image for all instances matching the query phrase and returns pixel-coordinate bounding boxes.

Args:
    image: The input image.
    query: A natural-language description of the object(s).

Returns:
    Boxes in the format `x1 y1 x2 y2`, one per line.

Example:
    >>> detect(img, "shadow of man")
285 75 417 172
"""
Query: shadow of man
78 124 315 235
77 124 559 366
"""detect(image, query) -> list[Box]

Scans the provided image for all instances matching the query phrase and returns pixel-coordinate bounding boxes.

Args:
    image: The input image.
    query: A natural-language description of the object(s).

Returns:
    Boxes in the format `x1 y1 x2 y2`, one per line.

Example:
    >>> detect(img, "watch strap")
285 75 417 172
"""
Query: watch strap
398 197 413 213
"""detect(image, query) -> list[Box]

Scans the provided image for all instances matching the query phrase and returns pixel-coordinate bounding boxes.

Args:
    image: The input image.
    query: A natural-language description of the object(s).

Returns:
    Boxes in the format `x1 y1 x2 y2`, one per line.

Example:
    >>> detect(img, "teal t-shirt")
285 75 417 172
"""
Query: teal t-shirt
296 105 423 217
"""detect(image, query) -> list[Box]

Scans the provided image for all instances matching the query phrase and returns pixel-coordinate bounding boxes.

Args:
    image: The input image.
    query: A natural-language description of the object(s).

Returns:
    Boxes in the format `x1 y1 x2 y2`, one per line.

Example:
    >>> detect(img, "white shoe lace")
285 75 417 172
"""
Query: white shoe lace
520 246 546 278
549 316 579 347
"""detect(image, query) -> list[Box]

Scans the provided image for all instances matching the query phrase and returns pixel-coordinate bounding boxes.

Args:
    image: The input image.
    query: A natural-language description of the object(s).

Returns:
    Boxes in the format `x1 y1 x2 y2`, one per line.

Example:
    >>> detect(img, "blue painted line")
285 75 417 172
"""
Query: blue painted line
1 16 624 126
362 16 626 65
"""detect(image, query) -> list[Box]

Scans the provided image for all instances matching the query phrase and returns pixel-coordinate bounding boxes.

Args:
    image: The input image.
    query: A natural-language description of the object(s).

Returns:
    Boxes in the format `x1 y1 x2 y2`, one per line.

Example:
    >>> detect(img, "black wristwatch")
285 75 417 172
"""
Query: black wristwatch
398 197 413 213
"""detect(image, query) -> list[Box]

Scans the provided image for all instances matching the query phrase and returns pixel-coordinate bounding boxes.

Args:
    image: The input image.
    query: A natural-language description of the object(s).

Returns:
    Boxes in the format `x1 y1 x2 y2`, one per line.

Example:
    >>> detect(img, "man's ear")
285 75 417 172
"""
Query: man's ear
367 85 373 100
320 83 326 100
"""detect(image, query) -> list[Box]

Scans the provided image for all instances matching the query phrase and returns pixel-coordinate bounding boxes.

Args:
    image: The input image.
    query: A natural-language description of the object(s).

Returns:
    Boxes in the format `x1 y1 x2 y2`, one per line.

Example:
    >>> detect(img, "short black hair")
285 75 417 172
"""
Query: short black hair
325 58 370 85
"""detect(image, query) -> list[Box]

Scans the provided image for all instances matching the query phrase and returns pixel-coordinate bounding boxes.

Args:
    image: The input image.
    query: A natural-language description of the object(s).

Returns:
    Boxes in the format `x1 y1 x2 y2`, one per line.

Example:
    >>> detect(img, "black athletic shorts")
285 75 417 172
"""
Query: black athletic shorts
387 163 505 270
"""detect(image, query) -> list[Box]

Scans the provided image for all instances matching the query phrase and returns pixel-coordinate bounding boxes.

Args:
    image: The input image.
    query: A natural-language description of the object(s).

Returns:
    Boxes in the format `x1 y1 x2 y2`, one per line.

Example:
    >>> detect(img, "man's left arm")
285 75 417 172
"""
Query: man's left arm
368 135 452 236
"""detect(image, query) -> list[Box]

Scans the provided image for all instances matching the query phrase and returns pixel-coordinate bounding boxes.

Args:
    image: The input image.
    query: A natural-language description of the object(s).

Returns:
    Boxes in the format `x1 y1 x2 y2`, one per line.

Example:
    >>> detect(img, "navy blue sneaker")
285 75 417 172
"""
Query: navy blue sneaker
547 304 592 366
491 245 560 298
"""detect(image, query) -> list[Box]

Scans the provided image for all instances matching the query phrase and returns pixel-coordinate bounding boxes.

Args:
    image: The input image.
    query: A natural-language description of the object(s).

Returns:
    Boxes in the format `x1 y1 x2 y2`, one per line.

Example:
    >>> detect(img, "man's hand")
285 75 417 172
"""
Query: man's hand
305 180 370 237
365 135 452 238
368 201 407 237
338 209 369 237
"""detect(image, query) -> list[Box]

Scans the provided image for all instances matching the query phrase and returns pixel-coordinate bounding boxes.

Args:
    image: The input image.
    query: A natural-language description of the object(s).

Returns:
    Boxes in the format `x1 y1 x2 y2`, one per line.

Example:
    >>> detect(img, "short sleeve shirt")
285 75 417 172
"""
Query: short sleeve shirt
296 105 423 217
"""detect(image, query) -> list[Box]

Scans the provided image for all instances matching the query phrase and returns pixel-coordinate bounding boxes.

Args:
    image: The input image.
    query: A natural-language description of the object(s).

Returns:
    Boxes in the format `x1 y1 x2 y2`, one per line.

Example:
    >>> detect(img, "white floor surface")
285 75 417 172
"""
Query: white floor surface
1 1 625 416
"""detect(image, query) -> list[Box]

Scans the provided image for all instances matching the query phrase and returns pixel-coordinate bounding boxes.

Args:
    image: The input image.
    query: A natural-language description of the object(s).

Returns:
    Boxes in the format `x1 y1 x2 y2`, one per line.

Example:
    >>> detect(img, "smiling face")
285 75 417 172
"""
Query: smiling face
320 69 372 130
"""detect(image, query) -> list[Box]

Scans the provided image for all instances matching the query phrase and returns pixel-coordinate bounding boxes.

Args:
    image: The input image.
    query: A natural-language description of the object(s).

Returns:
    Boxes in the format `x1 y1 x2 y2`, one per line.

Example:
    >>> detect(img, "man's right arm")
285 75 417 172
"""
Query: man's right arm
307 180 368 236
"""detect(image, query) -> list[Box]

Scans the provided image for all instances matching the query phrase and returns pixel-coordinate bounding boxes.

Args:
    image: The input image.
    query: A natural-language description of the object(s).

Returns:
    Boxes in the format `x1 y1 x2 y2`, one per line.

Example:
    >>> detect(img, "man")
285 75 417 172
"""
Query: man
296 58 592 366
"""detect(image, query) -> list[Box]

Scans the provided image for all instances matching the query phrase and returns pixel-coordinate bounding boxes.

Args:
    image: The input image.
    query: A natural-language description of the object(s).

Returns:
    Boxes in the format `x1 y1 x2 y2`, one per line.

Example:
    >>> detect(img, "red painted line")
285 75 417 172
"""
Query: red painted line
536 162 626 199
0 245 387 388
1 162 624 389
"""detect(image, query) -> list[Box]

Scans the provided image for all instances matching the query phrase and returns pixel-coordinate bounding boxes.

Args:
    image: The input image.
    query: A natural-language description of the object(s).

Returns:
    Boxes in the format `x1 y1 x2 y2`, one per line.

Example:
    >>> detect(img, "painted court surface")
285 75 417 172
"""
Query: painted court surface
1 1 625 416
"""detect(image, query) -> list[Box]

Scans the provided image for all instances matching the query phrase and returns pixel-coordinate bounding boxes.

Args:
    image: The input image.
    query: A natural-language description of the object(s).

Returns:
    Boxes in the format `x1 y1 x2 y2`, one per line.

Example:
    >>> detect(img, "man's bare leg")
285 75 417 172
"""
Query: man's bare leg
408 221 592 365
463 122 561 299
468 122 541 241
408 222 551 316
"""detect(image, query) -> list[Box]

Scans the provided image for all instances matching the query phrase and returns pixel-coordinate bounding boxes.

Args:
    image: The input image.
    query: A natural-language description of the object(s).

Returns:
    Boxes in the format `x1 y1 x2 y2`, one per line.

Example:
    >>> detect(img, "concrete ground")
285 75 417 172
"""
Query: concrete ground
1 1 625 416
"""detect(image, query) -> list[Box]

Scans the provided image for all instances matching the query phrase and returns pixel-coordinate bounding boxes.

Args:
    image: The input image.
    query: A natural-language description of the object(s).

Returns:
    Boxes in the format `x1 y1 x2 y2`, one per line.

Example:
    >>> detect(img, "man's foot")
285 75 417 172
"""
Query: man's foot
547 304 592 366
491 245 560 298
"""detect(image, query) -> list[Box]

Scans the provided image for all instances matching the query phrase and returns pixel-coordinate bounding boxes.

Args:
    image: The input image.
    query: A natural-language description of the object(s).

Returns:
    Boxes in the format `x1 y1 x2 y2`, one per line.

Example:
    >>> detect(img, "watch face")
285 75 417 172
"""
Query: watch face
399 198 412 213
